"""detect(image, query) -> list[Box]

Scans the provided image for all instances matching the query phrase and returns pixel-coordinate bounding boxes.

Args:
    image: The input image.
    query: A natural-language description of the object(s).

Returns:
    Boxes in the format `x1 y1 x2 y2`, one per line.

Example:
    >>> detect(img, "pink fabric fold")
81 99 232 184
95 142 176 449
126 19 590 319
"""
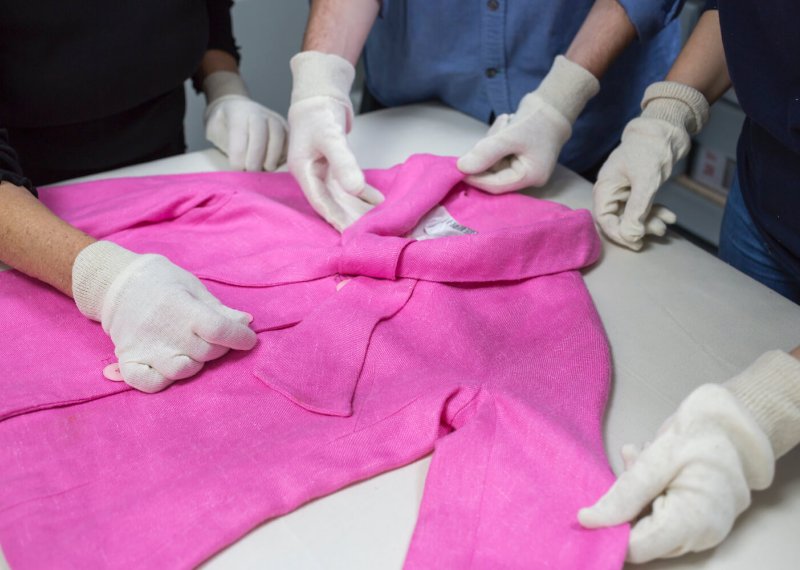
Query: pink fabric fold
259 277 417 416
253 169 600 417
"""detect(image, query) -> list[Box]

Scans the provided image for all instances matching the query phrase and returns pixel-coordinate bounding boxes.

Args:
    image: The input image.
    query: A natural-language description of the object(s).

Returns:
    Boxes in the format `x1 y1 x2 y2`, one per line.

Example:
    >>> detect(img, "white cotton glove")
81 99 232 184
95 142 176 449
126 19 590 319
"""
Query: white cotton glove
457 56 599 193
72 241 257 393
579 350 800 564
203 70 288 171
593 81 710 250
287 51 384 231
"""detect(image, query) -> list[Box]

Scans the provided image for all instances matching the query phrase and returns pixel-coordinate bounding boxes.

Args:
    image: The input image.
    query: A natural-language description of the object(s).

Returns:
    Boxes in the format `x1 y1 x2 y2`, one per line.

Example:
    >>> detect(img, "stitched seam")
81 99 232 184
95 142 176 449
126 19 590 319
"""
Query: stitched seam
352 278 419 431
0 387 131 424
0 481 94 515
465 396 499 569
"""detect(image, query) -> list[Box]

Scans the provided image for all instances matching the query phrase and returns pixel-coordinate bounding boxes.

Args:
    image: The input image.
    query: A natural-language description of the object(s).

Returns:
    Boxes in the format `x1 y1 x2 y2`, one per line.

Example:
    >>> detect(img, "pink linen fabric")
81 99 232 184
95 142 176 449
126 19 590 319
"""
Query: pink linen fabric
0 155 627 568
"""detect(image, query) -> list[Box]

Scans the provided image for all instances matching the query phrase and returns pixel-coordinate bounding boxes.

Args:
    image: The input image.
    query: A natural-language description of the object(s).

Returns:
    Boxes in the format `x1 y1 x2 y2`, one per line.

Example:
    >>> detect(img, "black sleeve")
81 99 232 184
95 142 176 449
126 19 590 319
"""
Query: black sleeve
0 129 36 196
192 0 242 92
207 0 240 62
704 0 718 10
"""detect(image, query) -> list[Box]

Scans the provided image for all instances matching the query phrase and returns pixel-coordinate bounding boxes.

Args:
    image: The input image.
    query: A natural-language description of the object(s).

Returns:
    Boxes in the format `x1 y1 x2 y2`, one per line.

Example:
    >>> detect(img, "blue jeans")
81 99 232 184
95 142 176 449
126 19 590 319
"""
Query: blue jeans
718 174 800 304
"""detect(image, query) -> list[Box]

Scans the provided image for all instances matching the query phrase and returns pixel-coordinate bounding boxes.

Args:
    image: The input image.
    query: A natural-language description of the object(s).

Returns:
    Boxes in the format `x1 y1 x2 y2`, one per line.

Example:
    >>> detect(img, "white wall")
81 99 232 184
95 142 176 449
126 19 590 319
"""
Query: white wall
183 0 310 152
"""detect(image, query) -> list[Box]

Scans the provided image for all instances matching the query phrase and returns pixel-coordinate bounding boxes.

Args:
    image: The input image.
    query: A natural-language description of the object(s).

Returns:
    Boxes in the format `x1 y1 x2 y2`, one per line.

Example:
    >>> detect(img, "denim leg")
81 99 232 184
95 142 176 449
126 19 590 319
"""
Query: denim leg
718 174 800 304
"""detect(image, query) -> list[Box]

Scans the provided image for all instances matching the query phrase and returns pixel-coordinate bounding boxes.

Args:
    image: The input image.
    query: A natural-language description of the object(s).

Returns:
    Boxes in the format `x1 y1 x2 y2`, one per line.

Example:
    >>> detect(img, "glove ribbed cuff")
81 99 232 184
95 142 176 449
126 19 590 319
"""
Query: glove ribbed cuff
725 350 800 459
641 81 710 135
202 71 250 104
72 241 139 322
290 51 355 106
532 55 600 124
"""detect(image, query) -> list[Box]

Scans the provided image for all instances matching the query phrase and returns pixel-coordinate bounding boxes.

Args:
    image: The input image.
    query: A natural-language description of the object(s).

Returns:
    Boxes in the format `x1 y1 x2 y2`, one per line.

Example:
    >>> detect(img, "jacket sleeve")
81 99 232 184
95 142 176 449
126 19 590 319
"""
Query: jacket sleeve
617 0 686 41
0 128 36 196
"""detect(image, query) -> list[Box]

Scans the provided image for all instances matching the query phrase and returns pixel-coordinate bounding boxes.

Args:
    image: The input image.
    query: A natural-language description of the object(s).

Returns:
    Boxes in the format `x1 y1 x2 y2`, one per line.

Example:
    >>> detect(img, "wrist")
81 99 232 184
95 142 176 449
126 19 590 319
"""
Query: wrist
203 71 250 104
725 350 800 459
530 55 599 124
72 241 138 321
641 81 710 135
290 51 355 106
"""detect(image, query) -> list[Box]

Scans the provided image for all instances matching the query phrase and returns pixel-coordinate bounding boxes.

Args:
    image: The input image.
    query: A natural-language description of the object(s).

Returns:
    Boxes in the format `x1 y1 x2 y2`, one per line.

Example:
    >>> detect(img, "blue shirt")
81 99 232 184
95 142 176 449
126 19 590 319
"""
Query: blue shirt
363 0 683 173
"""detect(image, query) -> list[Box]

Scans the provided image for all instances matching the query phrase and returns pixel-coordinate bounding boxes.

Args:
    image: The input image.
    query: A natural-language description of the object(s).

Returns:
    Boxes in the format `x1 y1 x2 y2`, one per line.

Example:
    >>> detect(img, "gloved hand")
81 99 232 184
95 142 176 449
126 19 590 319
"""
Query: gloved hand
457 56 599 193
72 241 257 393
593 81 709 250
287 51 384 231
579 350 800 564
203 70 288 171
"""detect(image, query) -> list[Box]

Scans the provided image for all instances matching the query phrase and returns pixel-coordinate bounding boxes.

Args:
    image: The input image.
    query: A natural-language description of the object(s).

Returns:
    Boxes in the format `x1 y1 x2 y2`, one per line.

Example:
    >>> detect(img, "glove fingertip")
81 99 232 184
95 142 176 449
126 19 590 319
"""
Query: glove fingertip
579 487 634 526
334 168 365 197
659 208 678 225
223 323 258 351
621 443 642 469
626 519 663 565
229 153 246 172
263 123 286 171
216 304 254 326
464 177 511 195
625 239 645 252
626 543 653 565
244 160 262 173
242 328 259 350
119 361 171 394
360 183 385 205
457 150 496 176
598 215 642 251
577 506 605 528
456 153 479 174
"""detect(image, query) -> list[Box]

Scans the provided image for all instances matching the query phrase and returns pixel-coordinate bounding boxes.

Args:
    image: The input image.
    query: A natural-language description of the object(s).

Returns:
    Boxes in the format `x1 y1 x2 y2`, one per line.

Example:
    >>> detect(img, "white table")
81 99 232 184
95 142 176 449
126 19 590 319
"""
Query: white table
2 104 799 569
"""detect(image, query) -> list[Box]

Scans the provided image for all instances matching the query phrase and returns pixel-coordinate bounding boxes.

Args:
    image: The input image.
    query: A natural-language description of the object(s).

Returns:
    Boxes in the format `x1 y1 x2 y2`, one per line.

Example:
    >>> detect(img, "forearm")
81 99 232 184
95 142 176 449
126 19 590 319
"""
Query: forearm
0 181 95 296
665 10 730 104
197 49 240 85
302 0 381 65
565 0 637 78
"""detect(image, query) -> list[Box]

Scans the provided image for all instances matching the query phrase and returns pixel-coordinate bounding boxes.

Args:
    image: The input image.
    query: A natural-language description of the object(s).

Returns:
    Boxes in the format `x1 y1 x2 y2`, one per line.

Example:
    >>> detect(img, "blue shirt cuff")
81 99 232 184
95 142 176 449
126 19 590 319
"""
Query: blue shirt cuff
618 0 684 41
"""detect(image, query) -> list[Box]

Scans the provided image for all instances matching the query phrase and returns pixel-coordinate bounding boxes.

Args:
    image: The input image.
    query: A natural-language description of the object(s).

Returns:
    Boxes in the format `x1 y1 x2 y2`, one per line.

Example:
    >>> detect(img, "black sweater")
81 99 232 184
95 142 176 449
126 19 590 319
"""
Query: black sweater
0 0 239 191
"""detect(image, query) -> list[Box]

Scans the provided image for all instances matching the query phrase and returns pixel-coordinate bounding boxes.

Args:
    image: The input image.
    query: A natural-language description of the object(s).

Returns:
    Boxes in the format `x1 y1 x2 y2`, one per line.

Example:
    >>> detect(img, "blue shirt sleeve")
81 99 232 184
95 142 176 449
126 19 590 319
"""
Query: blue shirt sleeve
617 0 686 41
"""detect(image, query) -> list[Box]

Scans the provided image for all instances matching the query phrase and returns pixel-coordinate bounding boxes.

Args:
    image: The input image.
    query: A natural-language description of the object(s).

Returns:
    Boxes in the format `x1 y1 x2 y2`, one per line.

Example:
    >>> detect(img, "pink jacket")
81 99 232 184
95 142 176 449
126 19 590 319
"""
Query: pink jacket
0 155 627 568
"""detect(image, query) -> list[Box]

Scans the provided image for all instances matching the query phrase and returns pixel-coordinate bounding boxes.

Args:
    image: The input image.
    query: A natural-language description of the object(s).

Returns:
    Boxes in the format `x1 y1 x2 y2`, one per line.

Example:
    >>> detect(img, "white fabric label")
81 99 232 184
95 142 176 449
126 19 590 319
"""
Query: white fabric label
407 206 477 241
